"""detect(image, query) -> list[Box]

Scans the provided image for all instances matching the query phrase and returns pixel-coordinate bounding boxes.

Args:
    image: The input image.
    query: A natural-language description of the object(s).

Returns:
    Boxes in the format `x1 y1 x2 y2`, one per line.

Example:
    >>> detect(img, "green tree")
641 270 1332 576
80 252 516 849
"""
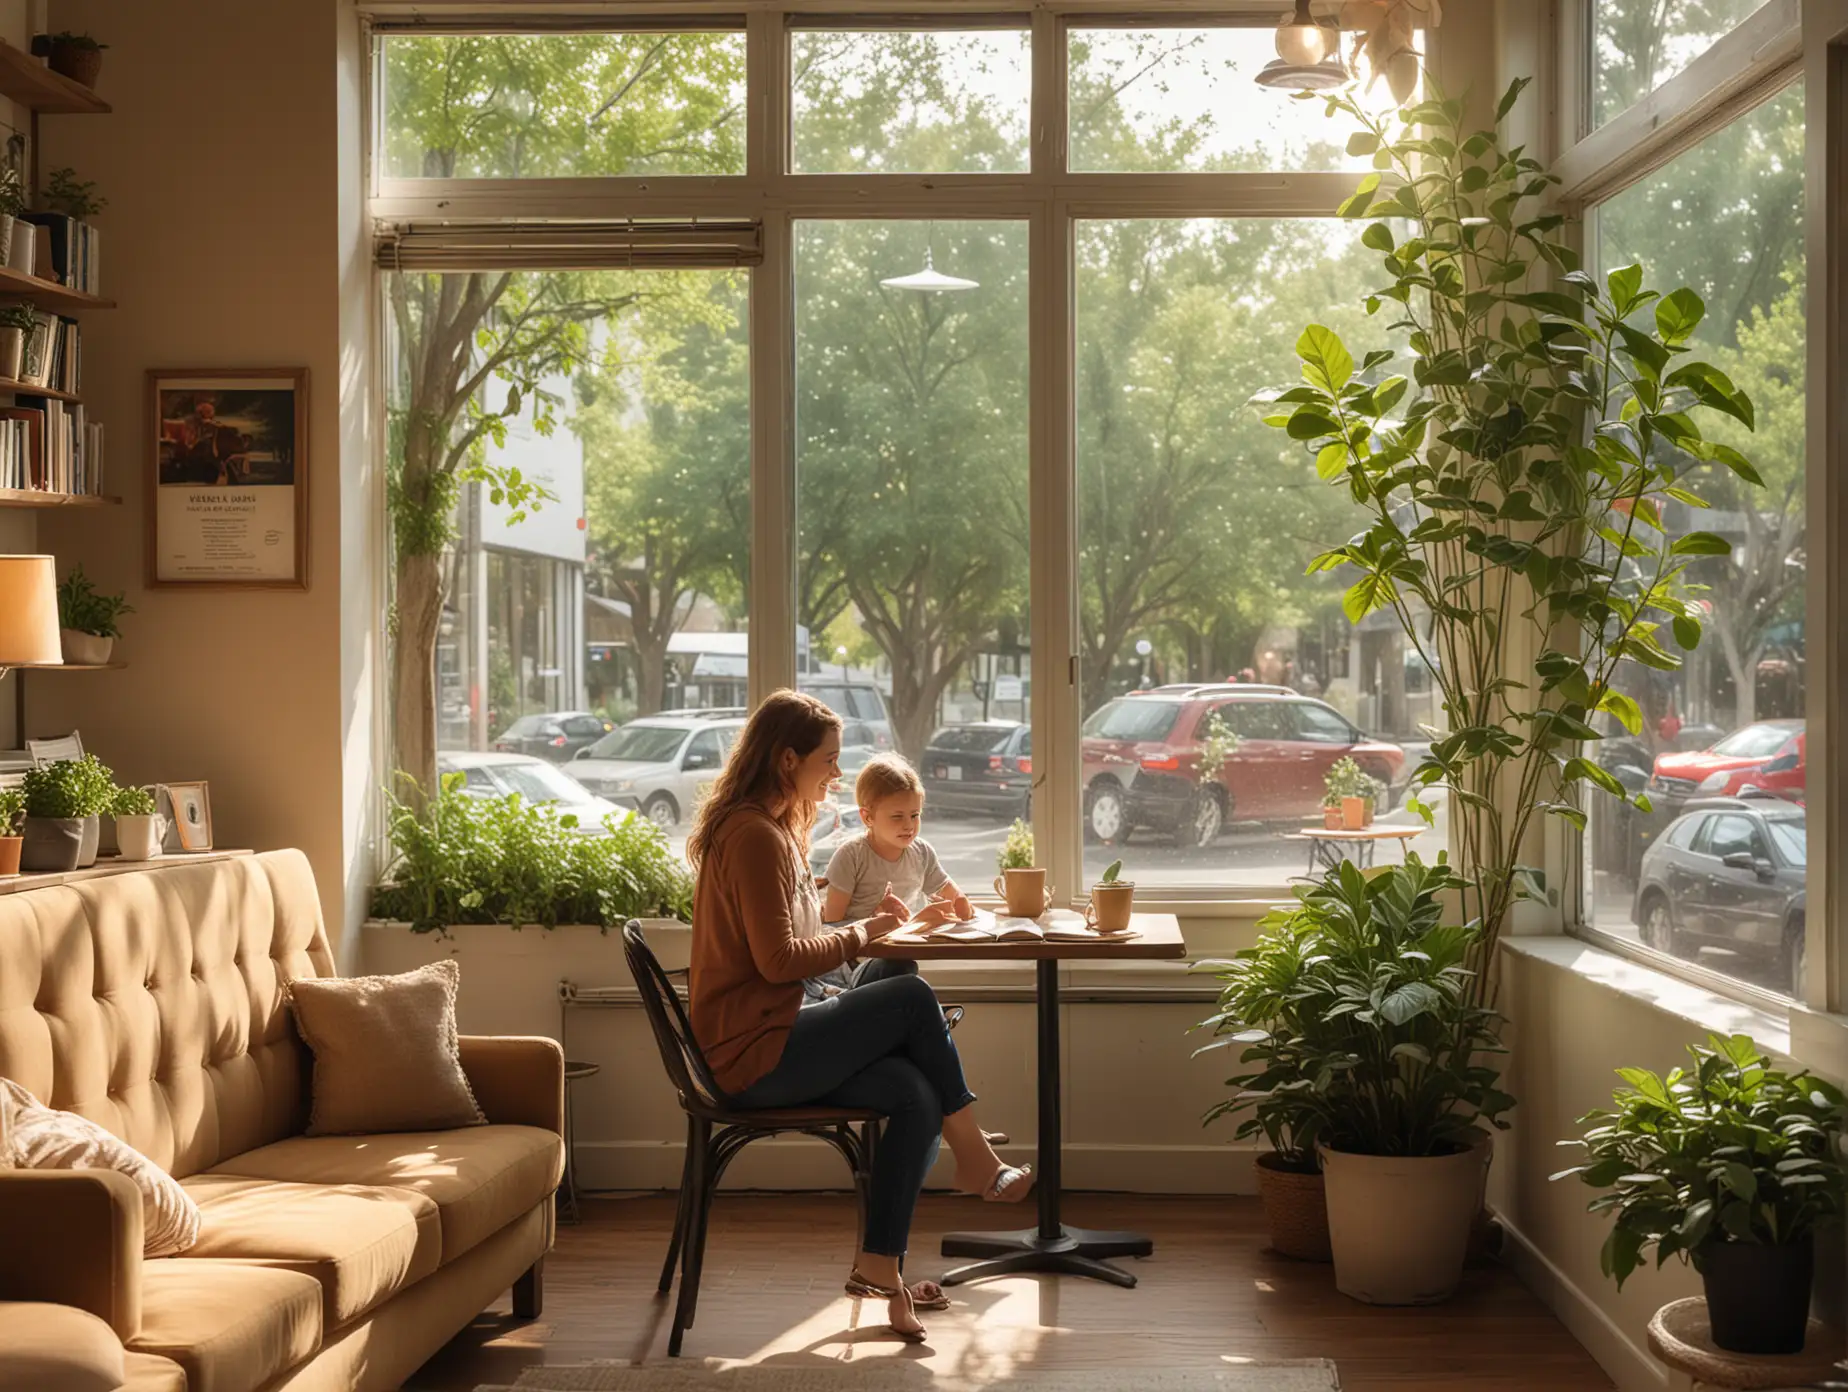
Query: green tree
384 33 743 792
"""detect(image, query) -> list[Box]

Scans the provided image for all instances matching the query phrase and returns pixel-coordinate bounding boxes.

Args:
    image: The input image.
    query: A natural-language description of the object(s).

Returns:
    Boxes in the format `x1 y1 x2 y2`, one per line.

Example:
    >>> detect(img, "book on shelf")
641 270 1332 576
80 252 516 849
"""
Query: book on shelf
0 406 44 491
18 213 102 297
13 395 102 497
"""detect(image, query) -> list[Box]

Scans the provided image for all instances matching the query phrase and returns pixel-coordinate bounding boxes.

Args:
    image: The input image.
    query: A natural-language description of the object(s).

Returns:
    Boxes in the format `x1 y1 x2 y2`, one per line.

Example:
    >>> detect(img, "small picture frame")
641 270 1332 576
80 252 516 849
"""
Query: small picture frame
166 782 213 852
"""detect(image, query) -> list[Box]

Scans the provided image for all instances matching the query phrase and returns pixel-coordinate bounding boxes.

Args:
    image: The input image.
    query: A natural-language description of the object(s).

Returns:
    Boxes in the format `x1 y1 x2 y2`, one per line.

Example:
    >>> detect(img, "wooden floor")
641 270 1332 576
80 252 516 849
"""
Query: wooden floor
406 1193 1614 1391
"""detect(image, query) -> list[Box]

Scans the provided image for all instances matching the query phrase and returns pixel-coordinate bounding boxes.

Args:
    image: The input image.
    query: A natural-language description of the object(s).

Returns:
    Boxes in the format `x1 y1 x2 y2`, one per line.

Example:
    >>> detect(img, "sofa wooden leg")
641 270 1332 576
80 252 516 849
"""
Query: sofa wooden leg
514 1259 544 1319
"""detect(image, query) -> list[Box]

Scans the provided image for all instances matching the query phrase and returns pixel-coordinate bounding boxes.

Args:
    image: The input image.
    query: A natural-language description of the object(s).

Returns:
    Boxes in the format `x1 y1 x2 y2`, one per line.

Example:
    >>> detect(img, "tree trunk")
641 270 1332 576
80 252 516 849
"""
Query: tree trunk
393 548 446 798
633 631 669 715
1716 624 1760 729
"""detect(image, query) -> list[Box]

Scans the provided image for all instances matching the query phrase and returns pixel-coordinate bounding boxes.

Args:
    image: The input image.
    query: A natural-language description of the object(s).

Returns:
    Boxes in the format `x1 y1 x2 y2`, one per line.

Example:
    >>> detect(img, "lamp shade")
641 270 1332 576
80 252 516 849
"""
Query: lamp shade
0 555 62 667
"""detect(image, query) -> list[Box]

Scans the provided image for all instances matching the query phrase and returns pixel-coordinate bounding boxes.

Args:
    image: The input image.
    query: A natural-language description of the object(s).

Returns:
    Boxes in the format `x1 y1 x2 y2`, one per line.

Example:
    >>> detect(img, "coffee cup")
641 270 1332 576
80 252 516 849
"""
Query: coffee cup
993 867 1053 918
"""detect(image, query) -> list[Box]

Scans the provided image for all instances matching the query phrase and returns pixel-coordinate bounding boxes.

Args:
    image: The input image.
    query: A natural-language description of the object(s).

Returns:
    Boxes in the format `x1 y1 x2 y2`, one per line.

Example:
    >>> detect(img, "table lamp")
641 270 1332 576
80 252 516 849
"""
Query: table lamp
0 555 62 677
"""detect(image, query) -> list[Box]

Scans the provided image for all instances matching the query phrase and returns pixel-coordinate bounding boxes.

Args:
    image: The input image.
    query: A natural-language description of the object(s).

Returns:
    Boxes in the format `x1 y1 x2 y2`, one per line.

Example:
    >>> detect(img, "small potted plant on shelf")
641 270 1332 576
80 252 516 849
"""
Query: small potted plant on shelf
0 303 33 382
20 755 113 872
41 33 107 90
57 565 131 663
0 787 24 876
110 784 163 863
1555 1033 1846 1356
1086 857 1134 934
991 816 1049 917
1195 902 1334 1262
40 167 106 221
0 166 24 270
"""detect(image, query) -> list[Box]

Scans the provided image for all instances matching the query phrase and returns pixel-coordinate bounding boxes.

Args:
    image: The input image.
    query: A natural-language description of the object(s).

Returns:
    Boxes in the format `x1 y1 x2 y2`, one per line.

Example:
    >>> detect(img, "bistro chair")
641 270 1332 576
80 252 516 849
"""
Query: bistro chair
622 920 884 1357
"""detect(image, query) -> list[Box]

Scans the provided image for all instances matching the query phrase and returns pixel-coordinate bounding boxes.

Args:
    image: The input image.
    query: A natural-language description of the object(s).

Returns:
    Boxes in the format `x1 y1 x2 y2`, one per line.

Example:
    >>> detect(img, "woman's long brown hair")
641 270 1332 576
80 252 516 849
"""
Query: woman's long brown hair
686 689 842 869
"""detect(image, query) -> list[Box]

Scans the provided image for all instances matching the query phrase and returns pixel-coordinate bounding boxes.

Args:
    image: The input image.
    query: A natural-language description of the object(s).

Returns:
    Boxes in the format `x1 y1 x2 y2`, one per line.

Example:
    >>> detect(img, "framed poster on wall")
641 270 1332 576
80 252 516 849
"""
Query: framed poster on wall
148 368 309 588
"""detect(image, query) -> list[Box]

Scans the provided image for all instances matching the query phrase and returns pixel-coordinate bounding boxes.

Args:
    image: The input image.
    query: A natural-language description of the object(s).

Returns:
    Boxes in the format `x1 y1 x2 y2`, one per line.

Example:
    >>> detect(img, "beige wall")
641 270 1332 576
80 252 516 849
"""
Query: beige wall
0 0 38 746
35 0 374 948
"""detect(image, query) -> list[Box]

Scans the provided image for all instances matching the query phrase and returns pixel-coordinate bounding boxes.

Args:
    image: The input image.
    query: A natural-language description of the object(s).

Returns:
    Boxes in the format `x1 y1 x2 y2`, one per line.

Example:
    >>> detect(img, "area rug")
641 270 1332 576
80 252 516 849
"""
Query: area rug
476 1362 1341 1391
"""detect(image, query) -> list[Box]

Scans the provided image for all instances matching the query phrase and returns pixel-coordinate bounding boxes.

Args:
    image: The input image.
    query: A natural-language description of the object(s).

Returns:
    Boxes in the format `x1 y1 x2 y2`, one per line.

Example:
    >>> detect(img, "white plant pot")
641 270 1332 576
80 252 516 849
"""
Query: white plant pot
60 630 113 665
0 325 21 382
114 814 165 862
1320 1134 1491 1305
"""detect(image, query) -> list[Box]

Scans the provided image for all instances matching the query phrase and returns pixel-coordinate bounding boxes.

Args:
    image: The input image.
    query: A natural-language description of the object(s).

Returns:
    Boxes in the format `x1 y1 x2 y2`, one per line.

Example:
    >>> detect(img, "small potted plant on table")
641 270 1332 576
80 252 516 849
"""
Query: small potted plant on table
992 817 1050 917
57 565 131 663
110 784 163 862
1324 756 1384 831
0 787 23 876
1556 1033 1846 1356
20 756 112 872
1087 857 1134 934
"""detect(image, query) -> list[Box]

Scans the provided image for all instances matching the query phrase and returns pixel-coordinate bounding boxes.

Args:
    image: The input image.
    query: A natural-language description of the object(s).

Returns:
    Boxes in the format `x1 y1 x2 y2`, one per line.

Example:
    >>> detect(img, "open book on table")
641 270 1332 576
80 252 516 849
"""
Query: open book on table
912 907 1136 943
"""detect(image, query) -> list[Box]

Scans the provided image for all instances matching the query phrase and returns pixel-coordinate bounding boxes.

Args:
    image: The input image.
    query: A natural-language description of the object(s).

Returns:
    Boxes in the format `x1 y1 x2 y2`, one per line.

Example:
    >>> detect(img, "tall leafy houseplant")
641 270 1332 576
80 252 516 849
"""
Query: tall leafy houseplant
1556 1034 1846 1355
1260 80 1764 990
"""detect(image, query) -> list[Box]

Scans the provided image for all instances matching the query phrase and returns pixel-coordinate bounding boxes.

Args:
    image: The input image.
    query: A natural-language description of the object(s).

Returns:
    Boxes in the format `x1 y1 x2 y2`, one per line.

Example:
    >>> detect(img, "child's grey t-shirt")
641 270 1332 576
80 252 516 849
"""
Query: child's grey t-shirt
821 833 952 923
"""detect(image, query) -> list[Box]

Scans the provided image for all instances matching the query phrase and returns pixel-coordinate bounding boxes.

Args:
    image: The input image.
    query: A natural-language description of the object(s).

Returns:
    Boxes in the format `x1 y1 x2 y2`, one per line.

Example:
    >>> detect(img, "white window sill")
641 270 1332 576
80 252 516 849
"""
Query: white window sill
1500 935 1789 1056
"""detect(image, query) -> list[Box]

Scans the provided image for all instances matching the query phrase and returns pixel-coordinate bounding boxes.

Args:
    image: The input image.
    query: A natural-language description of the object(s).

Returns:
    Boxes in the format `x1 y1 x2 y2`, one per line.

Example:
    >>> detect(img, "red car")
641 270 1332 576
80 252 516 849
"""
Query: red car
1081 686 1406 847
1651 720 1806 804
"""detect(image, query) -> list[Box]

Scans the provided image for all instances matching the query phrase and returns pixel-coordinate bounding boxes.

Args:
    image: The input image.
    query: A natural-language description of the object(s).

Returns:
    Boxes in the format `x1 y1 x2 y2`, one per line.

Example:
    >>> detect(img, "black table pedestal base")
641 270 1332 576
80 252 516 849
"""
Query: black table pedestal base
939 1225 1152 1287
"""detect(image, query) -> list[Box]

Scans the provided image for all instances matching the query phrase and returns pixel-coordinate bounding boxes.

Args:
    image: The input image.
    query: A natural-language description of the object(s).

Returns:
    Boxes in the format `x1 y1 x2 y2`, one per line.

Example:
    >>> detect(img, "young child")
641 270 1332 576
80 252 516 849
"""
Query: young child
808 754 973 1001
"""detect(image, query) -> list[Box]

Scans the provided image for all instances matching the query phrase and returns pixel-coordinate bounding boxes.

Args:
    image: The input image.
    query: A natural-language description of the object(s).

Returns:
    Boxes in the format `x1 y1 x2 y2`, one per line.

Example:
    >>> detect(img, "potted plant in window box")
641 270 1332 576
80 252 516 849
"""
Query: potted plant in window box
110 784 164 862
1195 896 1337 1261
366 771 695 1035
1275 857 1511 1303
57 565 131 664
992 816 1050 917
1555 1033 1846 1355
0 787 24 876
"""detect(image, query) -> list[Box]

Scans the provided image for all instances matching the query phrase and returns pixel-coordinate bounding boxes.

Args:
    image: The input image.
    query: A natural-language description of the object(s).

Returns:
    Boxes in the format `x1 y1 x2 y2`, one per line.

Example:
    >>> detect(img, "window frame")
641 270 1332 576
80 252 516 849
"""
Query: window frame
1553 0 1829 1017
363 2 1467 910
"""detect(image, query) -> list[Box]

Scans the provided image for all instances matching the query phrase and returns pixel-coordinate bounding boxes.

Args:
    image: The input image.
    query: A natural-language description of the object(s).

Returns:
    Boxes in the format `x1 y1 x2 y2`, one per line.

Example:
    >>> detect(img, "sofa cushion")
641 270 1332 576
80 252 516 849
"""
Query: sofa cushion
121 1353 187 1392
0 1301 125 1392
131 1259 321 1392
179 1173 443 1327
209 1124 562 1264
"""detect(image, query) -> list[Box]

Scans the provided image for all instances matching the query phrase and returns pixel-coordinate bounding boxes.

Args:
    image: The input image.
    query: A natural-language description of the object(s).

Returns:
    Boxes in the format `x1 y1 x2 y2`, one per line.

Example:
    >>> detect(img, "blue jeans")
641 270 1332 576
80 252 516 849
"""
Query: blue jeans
727 972 974 1257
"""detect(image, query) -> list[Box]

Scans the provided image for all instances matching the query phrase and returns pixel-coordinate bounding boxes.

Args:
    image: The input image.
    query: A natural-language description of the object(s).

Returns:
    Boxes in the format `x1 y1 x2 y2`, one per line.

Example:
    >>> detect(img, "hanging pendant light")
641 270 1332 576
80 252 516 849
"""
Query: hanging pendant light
1255 0 1348 91
880 244 978 293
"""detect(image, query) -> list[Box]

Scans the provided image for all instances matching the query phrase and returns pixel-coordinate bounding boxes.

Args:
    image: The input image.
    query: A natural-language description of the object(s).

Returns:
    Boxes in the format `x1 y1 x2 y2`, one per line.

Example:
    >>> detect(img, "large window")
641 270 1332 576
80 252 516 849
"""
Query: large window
1588 0 1770 130
796 220 1029 885
1581 81 1806 998
1075 218 1440 888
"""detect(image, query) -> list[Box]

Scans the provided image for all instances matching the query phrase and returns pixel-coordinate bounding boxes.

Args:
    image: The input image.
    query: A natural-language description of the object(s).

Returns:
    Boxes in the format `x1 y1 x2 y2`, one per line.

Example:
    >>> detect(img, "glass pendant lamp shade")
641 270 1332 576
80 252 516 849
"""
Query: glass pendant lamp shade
0 555 61 670
1275 0 1334 65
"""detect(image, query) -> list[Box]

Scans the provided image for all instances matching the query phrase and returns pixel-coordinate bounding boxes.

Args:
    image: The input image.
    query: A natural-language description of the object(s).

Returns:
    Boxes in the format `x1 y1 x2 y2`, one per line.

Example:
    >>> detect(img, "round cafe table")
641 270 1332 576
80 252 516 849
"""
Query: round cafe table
1291 823 1423 876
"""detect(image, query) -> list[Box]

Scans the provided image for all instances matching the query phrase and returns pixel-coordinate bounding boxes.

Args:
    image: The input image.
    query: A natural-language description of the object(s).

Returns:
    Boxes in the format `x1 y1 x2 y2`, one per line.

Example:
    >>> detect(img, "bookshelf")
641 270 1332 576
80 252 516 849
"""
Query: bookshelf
0 264 111 313
0 488 115 508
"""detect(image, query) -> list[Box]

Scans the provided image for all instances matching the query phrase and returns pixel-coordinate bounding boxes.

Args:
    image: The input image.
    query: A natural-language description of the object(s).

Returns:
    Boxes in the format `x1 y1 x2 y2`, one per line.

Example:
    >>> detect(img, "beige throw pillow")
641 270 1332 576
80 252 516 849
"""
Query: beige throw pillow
287 960 487 1136
0 1079 202 1257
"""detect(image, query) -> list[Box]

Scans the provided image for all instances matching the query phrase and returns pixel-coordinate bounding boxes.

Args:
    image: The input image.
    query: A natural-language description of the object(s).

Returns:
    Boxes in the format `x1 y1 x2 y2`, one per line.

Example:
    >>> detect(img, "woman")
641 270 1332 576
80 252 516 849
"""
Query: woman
687 689 1030 1342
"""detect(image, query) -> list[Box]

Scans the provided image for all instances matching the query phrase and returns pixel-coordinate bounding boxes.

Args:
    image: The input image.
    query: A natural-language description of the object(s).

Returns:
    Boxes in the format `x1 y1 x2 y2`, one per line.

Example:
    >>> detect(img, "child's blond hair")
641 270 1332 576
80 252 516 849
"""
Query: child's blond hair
855 753 924 809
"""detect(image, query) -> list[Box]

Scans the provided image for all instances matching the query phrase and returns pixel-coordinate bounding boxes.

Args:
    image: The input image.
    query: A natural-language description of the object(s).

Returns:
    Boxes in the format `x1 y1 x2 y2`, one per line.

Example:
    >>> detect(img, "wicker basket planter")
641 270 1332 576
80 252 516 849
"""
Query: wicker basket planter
1254 1152 1331 1262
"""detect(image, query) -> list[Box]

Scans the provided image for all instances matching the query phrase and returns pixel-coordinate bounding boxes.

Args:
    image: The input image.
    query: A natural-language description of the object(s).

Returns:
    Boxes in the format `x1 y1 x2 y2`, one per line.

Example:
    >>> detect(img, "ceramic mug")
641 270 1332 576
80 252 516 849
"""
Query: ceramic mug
114 813 167 863
993 867 1053 918
1085 881 1135 934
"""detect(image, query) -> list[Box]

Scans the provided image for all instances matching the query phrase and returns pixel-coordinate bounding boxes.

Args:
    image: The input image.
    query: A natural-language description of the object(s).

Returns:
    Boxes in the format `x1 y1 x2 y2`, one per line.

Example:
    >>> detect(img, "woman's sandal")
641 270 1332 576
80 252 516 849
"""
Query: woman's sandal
844 1269 929 1342
984 1163 1035 1203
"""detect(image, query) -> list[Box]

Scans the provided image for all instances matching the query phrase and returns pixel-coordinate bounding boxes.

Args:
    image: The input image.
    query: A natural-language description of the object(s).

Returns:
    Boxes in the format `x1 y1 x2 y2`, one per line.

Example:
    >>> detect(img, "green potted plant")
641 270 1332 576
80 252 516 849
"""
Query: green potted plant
57 564 131 664
1087 856 1134 934
1242 858 1511 1303
40 166 105 221
41 32 107 90
0 166 24 271
1323 756 1387 831
1555 1034 1846 1355
110 784 163 863
1260 78 1764 992
0 786 24 876
20 755 113 872
1195 900 1335 1261
991 816 1048 917
0 302 33 381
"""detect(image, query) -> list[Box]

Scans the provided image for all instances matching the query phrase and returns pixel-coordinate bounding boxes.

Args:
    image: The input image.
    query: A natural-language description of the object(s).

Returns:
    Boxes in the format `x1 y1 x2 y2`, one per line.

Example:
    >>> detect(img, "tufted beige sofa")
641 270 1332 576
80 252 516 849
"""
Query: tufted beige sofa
0 849 564 1392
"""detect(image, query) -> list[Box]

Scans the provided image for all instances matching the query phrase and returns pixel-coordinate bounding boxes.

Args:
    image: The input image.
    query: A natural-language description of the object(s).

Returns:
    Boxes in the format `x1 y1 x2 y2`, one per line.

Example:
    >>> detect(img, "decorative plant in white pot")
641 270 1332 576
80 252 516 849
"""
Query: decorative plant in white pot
56 565 131 664
110 784 163 863
1203 856 1512 1303
1259 77 1765 993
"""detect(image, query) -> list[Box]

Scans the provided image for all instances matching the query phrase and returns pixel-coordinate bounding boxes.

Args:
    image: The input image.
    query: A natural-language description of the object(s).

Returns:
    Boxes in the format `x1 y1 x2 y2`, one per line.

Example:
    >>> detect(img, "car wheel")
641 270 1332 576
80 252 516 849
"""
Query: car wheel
643 794 680 832
1085 781 1126 844
1175 788 1226 848
1779 915 1806 998
1639 894 1674 954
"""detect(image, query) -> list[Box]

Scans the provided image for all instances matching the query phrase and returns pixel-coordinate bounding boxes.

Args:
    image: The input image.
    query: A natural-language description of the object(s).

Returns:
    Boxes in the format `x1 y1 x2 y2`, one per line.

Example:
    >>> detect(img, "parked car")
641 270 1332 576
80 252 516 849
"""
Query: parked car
436 751 632 834
1630 795 1806 995
800 678 895 749
838 719 882 779
919 721 1032 822
1651 719 1805 804
569 712 746 831
1080 685 1405 847
810 801 865 879
491 710 613 763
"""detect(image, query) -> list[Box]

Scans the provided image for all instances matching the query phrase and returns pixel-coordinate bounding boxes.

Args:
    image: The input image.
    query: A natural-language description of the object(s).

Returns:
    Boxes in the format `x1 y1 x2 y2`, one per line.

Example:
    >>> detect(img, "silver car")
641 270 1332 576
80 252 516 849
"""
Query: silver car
570 713 746 831
437 751 633 835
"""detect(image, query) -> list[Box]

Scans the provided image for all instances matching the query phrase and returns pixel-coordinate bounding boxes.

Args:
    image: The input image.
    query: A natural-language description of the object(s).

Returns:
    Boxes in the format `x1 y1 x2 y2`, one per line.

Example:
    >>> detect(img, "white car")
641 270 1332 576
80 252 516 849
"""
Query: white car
570 712 747 831
437 751 633 835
